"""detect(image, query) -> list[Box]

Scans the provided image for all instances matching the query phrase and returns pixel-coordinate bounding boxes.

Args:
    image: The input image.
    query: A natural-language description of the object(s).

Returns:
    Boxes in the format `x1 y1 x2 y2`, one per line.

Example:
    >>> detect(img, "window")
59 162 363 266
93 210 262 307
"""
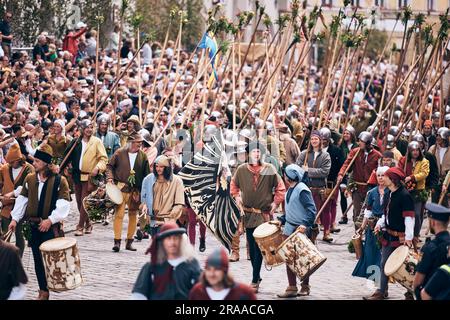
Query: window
398 0 410 8
350 0 360 7
427 0 434 11
321 0 333 7
375 0 384 7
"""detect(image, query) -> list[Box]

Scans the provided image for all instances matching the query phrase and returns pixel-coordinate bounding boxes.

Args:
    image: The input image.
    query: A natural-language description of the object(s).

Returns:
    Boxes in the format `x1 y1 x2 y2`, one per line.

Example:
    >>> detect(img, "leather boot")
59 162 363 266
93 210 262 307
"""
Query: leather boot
298 284 310 296
277 286 298 298
363 290 385 300
37 290 49 300
199 237 206 252
134 229 143 241
338 216 348 224
246 242 250 260
126 239 137 251
112 239 121 252
229 235 240 262
404 291 414 300
322 231 333 243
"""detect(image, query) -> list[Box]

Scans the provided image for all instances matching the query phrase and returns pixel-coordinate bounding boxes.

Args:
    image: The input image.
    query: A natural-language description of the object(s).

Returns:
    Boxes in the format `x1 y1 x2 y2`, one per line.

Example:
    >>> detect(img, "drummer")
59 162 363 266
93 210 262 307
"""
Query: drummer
230 141 286 293
8 144 71 300
366 167 415 300
277 164 316 298
413 202 450 300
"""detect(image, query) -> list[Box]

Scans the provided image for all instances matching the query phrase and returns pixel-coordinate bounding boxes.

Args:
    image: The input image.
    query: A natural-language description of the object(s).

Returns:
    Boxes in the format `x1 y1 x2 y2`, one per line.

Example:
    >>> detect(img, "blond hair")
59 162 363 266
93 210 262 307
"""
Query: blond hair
156 233 197 265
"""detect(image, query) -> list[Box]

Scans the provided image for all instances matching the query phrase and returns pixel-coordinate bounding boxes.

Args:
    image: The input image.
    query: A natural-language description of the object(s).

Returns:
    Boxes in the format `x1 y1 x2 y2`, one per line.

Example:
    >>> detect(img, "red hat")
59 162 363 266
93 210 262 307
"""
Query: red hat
145 222 186 264
367 170 378 185
384 167 406 183
205 248 229 273
423 120 432 127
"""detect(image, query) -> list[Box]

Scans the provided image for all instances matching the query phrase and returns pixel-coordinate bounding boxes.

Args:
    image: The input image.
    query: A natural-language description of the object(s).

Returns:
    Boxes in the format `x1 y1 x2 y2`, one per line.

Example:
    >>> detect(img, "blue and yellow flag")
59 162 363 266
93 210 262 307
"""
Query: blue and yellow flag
198 32 219 88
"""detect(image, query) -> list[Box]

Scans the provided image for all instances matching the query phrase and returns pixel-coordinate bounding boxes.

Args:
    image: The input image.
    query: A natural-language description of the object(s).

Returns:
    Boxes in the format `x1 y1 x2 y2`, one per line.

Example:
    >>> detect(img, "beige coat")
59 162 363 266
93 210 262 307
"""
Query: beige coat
429 144 450 177
79 136 108 182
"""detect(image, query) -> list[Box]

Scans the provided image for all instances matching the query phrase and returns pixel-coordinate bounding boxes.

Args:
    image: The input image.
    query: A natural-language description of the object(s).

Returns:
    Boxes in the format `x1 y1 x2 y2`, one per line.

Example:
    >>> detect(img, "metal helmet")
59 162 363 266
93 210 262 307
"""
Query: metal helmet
239 128 255 140
412 133 424 143
358 131 373 144
446 105 450 114
96 114 110 125
408 141 420 151
438 127 450 139
319 127 331 140
432 112 441 119
393 110 402 119
344 125 356 136
388 126 399 136
367 125 379 137
445 114 450 122
386 134 395 149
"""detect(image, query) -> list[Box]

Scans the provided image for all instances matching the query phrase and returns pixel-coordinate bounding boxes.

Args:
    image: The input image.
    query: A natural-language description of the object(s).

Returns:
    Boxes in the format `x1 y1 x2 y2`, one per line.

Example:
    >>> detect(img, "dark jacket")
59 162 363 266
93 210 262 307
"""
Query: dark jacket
325 143 345 183
132 259 202 300
424 151 439 188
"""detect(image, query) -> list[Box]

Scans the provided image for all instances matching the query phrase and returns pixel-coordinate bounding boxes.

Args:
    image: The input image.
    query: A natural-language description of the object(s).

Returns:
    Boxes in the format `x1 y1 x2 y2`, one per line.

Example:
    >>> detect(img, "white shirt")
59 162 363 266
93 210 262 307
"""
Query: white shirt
142 43 152 65
206 287 231 300
438 147 447 164
10 174 71 224
79 140 87 171
12 167 22 181
128 152 138 170
168 257 186 268
7 283 26 300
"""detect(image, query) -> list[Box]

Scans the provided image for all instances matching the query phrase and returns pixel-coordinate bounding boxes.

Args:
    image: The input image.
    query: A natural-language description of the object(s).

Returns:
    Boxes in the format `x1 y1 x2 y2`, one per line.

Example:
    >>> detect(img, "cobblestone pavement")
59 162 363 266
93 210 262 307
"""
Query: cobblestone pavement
19 195 413 300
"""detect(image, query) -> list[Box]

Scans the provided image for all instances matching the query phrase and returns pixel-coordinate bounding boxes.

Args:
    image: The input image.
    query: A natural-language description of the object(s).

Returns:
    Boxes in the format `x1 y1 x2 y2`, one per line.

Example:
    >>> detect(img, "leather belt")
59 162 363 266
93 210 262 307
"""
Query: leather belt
243 207 269 214
386 229 405 237
28 217 43 224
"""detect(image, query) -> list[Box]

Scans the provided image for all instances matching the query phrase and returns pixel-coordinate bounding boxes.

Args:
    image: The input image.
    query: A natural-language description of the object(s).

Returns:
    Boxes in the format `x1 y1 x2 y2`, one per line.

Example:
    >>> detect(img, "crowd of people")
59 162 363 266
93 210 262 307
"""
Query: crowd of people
0 10 449 301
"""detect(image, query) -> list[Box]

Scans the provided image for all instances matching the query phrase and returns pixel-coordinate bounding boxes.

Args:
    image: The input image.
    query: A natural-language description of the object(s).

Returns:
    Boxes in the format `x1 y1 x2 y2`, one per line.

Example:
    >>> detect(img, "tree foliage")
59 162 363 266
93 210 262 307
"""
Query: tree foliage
136 0 204 51
0 0 113 47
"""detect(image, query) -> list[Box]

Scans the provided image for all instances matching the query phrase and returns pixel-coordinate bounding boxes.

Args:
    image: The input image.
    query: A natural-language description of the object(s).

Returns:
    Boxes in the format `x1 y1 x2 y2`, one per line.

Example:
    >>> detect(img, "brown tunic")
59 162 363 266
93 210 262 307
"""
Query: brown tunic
152 175 185 220
20 173 71 219
0 163 34 218
232 163 281 228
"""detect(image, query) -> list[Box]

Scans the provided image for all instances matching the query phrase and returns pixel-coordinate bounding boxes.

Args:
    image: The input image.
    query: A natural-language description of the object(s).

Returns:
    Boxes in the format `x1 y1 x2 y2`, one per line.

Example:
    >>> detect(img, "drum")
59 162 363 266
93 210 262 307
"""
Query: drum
253 221 284 267
277 229 327 281
352 233 363 260
384 245 419 292
106 183 123 205
39 237 83 292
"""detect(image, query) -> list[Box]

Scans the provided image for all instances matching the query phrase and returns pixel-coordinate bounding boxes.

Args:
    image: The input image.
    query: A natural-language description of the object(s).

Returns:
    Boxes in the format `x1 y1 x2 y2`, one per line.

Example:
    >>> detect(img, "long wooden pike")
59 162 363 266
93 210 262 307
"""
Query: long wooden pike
362 18 399 99
142 18 173 125
60 40 147 170
153 50 220 146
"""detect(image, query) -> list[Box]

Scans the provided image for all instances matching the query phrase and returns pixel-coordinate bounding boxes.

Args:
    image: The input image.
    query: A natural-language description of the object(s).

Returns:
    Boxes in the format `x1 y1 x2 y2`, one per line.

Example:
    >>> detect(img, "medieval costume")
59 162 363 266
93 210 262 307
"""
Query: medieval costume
131 222 201 300
64 119 108 236
10 144 71 300
230 141 286 293
0 144 34 256
189 248 256 300
107 132 150 252
96 115 121 159
277 165 316 298
297 131 332 242
364 167 415 300
352 166 390 280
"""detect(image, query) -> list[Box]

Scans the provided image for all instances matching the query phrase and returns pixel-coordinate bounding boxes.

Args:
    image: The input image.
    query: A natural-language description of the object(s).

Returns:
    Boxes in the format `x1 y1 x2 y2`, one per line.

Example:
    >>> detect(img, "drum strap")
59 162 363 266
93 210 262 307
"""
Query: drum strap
50 175 64 238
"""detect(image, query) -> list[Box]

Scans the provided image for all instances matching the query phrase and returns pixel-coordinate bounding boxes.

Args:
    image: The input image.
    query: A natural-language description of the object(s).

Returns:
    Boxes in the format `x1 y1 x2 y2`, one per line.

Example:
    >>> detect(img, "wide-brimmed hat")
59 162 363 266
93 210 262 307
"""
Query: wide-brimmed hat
127 131 144 142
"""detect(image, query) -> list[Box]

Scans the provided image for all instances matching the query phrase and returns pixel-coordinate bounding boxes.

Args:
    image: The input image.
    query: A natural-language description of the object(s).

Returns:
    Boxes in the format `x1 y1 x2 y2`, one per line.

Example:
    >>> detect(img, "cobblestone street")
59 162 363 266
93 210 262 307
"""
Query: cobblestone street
20 195 410 300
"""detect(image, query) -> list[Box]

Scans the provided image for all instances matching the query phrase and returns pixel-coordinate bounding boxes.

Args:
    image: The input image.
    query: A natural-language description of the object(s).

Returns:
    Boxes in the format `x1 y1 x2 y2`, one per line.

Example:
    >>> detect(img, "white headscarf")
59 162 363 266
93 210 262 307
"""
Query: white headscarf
376 166 390 175
54 119 66 136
